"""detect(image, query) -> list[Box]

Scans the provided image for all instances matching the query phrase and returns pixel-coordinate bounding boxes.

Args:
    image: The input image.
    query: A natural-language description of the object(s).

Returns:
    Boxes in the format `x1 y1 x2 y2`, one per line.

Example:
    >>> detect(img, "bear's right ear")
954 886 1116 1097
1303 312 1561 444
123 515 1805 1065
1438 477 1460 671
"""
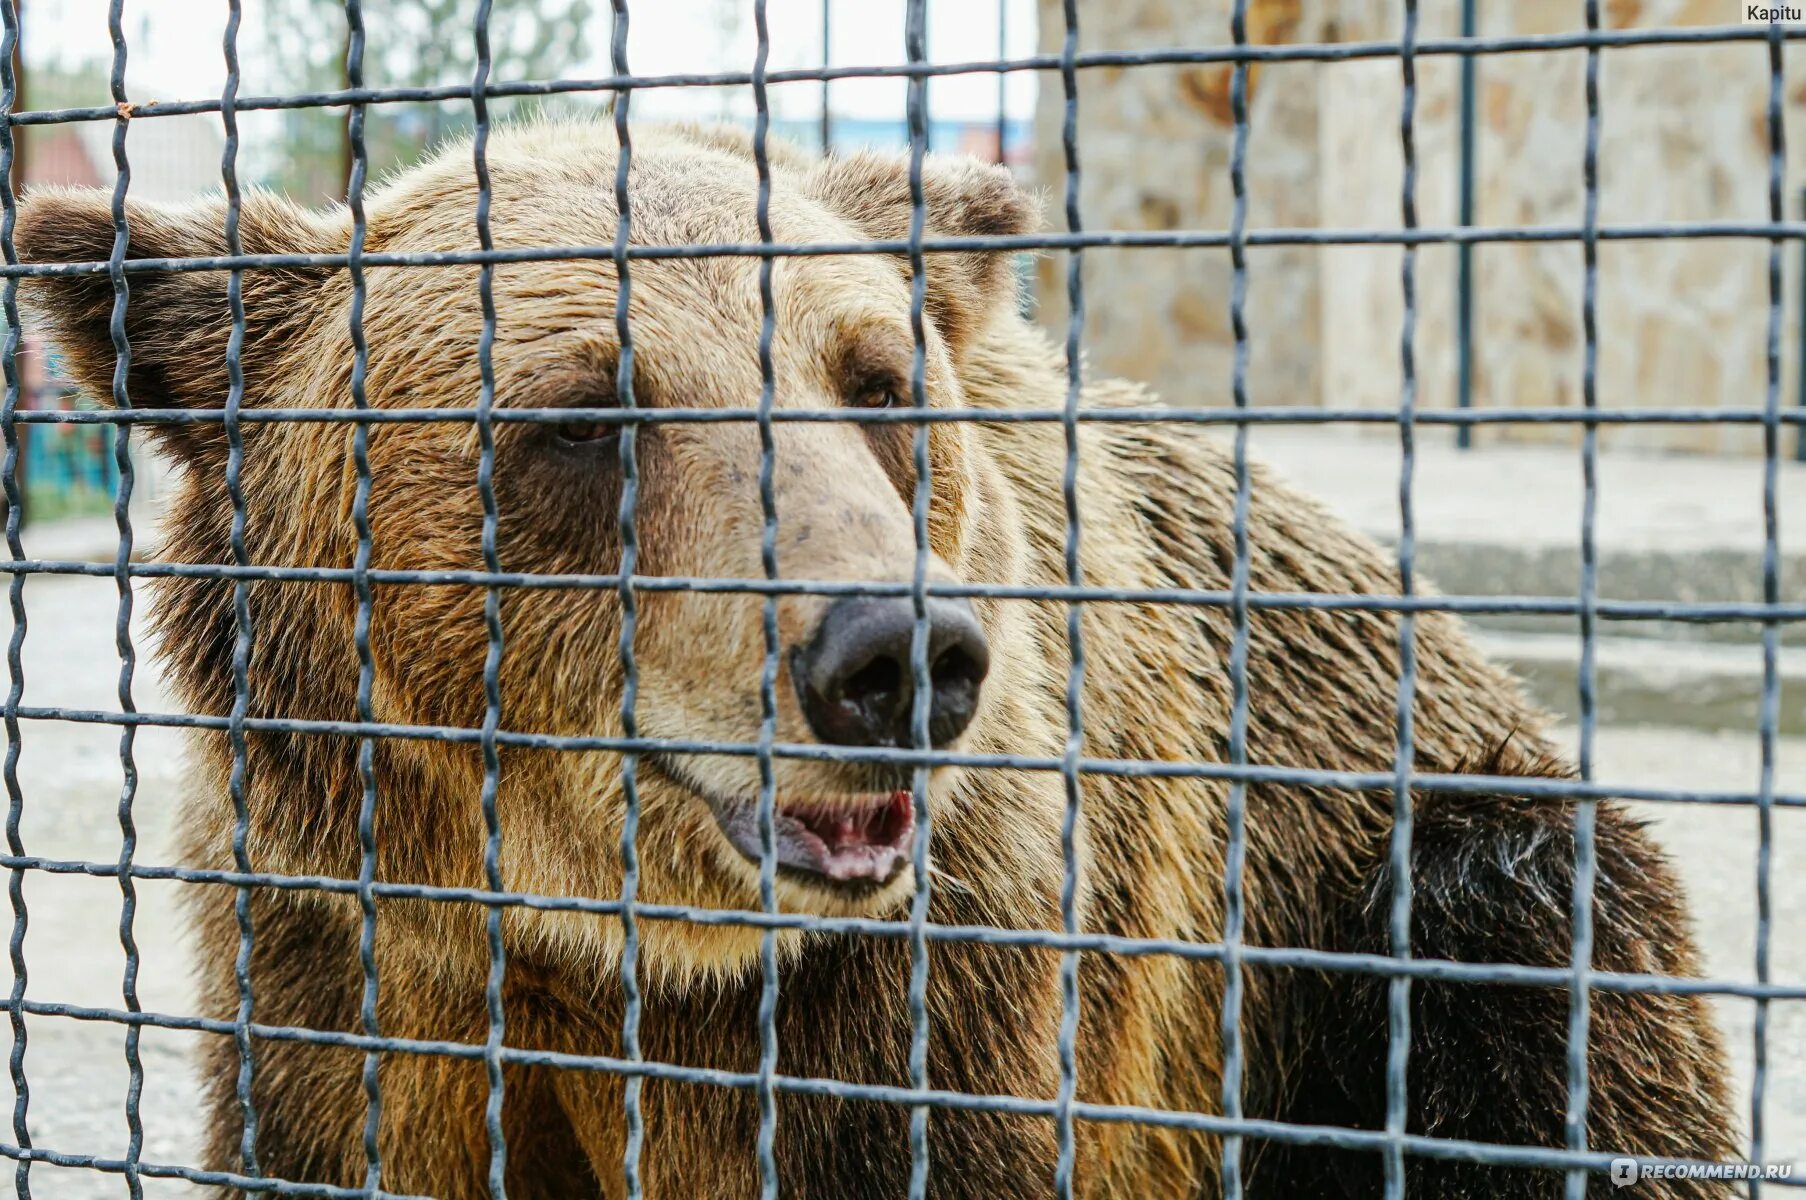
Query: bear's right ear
15 187 340 464
806 152 1039 358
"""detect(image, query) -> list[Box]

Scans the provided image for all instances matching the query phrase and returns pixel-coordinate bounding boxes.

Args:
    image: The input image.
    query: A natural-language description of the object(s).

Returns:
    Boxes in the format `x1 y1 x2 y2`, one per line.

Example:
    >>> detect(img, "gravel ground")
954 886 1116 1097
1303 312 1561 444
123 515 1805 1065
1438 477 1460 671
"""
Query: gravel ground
0 573 1796 1197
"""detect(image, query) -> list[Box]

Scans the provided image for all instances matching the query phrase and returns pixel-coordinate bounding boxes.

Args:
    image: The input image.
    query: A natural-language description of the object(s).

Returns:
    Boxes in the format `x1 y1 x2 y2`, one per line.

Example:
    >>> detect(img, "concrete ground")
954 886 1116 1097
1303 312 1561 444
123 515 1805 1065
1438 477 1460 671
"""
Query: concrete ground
0 572 203 1197
0 557 1791 1195
1252 427 1806 736
1246 425 1804 599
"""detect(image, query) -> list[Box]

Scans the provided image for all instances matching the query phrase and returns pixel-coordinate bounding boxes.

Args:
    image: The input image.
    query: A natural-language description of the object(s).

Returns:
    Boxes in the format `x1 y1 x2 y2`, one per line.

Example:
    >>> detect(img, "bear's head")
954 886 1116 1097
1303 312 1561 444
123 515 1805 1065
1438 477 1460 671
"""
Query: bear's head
16 122 1052 984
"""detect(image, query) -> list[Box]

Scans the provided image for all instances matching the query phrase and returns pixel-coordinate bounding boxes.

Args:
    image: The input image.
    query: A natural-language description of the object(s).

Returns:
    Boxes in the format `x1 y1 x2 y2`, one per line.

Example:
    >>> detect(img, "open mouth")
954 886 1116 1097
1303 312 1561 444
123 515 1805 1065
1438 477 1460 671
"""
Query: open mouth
707 790 916 886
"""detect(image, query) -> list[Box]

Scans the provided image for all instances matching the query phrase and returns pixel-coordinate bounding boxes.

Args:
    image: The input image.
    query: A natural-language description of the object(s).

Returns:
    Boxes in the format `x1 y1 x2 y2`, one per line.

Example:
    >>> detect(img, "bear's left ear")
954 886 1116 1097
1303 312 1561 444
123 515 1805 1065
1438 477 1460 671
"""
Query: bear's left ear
15 187 340 464
807 151 1038 356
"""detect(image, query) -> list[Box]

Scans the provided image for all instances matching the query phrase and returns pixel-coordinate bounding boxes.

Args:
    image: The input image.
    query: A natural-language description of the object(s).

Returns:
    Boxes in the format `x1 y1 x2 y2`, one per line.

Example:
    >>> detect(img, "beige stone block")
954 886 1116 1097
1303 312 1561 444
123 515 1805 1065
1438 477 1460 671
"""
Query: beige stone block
1677 0 1733 25
1176 66 1241 128
1035 0 1800 456
1634 313 1724 410
1605 0 1646 28
1170 287 1232 344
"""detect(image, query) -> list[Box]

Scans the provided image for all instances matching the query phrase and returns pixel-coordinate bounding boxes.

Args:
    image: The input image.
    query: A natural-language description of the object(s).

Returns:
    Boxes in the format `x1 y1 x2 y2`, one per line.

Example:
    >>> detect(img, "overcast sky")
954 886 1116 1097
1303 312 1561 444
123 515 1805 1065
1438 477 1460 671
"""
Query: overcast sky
23 0 1039 122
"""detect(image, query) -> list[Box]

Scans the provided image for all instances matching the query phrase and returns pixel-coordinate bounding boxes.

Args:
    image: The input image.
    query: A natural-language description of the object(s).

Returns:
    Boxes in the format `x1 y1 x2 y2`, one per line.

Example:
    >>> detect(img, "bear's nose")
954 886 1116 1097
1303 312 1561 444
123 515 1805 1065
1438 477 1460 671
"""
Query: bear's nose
791 595 990 749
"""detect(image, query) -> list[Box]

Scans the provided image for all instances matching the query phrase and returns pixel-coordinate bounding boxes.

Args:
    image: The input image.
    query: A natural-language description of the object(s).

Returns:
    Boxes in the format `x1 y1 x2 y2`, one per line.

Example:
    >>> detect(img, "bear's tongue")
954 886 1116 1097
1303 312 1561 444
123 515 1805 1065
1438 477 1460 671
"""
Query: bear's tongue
717 790 915 884
784 792 914 881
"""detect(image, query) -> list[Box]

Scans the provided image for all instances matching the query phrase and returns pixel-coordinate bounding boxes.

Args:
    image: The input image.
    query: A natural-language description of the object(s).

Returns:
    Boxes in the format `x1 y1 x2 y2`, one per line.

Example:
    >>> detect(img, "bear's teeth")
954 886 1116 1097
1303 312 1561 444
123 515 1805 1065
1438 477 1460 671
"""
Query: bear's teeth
777 794 904 851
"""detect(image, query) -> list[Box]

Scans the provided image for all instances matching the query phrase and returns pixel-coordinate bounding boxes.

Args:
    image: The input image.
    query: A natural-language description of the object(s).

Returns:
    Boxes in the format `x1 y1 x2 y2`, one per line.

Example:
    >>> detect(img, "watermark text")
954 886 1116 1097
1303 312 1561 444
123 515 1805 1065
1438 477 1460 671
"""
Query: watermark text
1746 4 1806 24
1611 1158 1794 1188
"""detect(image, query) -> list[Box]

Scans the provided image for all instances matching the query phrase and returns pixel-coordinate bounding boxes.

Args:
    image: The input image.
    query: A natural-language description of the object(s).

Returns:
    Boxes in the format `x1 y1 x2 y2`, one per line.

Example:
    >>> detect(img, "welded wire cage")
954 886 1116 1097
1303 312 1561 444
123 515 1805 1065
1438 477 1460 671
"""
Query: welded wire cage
0 1 1800 1198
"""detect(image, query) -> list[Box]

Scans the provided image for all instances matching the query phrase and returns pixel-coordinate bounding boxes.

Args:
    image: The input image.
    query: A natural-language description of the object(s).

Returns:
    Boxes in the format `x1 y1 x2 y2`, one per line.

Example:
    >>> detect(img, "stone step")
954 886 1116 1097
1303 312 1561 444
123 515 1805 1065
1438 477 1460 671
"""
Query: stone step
1250 428 1806 646
1474 628 1805 736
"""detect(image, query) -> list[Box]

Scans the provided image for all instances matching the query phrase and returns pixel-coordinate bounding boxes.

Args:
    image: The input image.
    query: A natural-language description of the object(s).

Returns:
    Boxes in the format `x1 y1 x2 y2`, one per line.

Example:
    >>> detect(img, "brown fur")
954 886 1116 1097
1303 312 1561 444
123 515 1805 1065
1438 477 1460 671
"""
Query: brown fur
17 122 1733 1197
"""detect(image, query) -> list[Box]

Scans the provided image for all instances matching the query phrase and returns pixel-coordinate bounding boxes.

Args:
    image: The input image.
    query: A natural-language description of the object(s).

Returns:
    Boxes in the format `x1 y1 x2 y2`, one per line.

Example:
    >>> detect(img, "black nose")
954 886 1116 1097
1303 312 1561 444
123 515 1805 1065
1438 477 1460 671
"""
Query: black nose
791 595 990 748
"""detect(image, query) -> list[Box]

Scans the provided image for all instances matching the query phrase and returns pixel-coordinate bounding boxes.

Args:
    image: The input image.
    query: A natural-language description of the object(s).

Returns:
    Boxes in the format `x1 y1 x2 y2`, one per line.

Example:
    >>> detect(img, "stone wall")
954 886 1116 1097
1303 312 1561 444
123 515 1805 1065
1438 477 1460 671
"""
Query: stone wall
1029 0 1328 410
1033 0 1806 456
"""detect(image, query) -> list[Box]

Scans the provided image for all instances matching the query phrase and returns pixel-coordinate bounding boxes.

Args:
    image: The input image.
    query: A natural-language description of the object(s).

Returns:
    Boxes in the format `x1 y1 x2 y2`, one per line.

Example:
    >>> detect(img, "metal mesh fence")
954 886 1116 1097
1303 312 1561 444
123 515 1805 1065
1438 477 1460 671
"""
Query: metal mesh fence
0 1 1798 1198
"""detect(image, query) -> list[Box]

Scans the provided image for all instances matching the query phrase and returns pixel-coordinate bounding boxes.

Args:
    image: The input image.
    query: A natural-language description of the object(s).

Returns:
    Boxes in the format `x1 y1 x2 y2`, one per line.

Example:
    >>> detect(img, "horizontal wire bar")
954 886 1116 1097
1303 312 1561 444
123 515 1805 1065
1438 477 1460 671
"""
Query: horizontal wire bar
12 404 1806 428
15 705 1804 808
8 995 1802 1186
13 219 1806 282
12 24 1806 129
0 1139 434 1200
6 850 1804 1000
6 557 1803 624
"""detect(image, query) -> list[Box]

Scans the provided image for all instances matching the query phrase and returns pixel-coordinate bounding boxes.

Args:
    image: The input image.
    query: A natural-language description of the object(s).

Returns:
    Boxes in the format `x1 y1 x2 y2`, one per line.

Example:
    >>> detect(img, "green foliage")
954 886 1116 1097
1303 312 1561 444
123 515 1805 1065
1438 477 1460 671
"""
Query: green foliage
19 56 116 114
260 0 600 202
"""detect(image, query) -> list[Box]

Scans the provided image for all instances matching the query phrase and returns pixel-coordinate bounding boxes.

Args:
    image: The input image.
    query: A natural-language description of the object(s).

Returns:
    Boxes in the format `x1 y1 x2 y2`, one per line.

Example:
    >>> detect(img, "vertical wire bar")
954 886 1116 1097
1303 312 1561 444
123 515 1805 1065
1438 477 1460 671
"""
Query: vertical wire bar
102 2 144 1193
1794 187 1805 465
1216 2 1254 1196
0 1 28 1192
903 0 934 1194
471 2 510 1195
1382 1 1420 1195
1562 5 1602 1196
1051 0 1086 1191
1750 17 1785 1194
748 0 787 1191
750 0 783 1195
608 4 645 1196
219 0 261 1177
1454 0 1477 450
994 0 1008 166
342 1 385 1192
819 0 831 153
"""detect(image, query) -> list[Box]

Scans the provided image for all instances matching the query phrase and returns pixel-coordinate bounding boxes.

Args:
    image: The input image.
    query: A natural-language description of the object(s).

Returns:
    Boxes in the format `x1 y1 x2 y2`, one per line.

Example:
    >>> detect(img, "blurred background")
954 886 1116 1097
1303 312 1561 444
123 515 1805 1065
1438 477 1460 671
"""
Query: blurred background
7 1 1806 513
5 0 1036 524
0 1 1801 1195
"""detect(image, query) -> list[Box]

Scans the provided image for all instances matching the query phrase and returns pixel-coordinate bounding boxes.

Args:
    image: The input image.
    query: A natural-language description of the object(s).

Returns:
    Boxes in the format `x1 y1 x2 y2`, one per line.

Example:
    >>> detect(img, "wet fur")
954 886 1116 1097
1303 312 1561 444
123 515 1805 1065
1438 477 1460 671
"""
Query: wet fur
16 123 1733 1197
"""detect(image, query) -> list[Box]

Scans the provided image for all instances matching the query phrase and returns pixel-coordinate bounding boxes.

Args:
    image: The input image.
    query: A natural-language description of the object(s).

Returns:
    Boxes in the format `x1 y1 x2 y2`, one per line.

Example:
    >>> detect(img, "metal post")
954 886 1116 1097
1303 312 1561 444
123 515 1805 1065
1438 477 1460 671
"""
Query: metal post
819 0 832 153
1455 0 1477 449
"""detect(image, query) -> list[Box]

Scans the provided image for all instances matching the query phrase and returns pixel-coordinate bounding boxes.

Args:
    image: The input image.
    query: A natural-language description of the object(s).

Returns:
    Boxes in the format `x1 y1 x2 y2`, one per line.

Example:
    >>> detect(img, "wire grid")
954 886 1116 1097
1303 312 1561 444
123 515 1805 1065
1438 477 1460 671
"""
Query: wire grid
0 2 1793 1198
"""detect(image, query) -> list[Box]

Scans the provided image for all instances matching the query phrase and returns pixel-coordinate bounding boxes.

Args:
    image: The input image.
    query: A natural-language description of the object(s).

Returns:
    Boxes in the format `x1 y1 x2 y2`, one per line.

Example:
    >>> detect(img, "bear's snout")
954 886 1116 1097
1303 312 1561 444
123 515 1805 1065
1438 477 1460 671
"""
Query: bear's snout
790 595 989 749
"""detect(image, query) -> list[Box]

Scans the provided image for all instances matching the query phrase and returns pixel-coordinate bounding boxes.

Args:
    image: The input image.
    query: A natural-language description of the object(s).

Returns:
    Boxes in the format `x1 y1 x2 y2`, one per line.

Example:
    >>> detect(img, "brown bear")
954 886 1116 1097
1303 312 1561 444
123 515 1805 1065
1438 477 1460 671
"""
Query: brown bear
17 121 1734 1198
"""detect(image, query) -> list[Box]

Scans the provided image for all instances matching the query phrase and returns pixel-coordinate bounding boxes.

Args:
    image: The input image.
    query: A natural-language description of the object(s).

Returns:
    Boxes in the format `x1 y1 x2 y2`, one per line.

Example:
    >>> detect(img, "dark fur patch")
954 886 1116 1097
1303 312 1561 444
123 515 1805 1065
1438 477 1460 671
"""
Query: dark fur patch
1252 749 1734 1198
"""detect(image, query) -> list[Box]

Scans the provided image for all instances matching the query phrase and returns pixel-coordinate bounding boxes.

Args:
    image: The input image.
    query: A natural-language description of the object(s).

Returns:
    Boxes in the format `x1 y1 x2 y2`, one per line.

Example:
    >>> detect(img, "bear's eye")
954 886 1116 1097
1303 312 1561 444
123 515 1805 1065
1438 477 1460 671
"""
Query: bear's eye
850 383 904 410
553 420 621 447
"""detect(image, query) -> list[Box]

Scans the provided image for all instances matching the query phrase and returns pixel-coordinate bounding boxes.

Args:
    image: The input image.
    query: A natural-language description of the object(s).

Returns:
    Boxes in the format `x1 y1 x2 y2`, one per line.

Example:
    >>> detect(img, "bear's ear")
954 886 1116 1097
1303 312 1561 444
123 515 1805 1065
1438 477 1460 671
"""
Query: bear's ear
807 152 1038 355
15 187 340 464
